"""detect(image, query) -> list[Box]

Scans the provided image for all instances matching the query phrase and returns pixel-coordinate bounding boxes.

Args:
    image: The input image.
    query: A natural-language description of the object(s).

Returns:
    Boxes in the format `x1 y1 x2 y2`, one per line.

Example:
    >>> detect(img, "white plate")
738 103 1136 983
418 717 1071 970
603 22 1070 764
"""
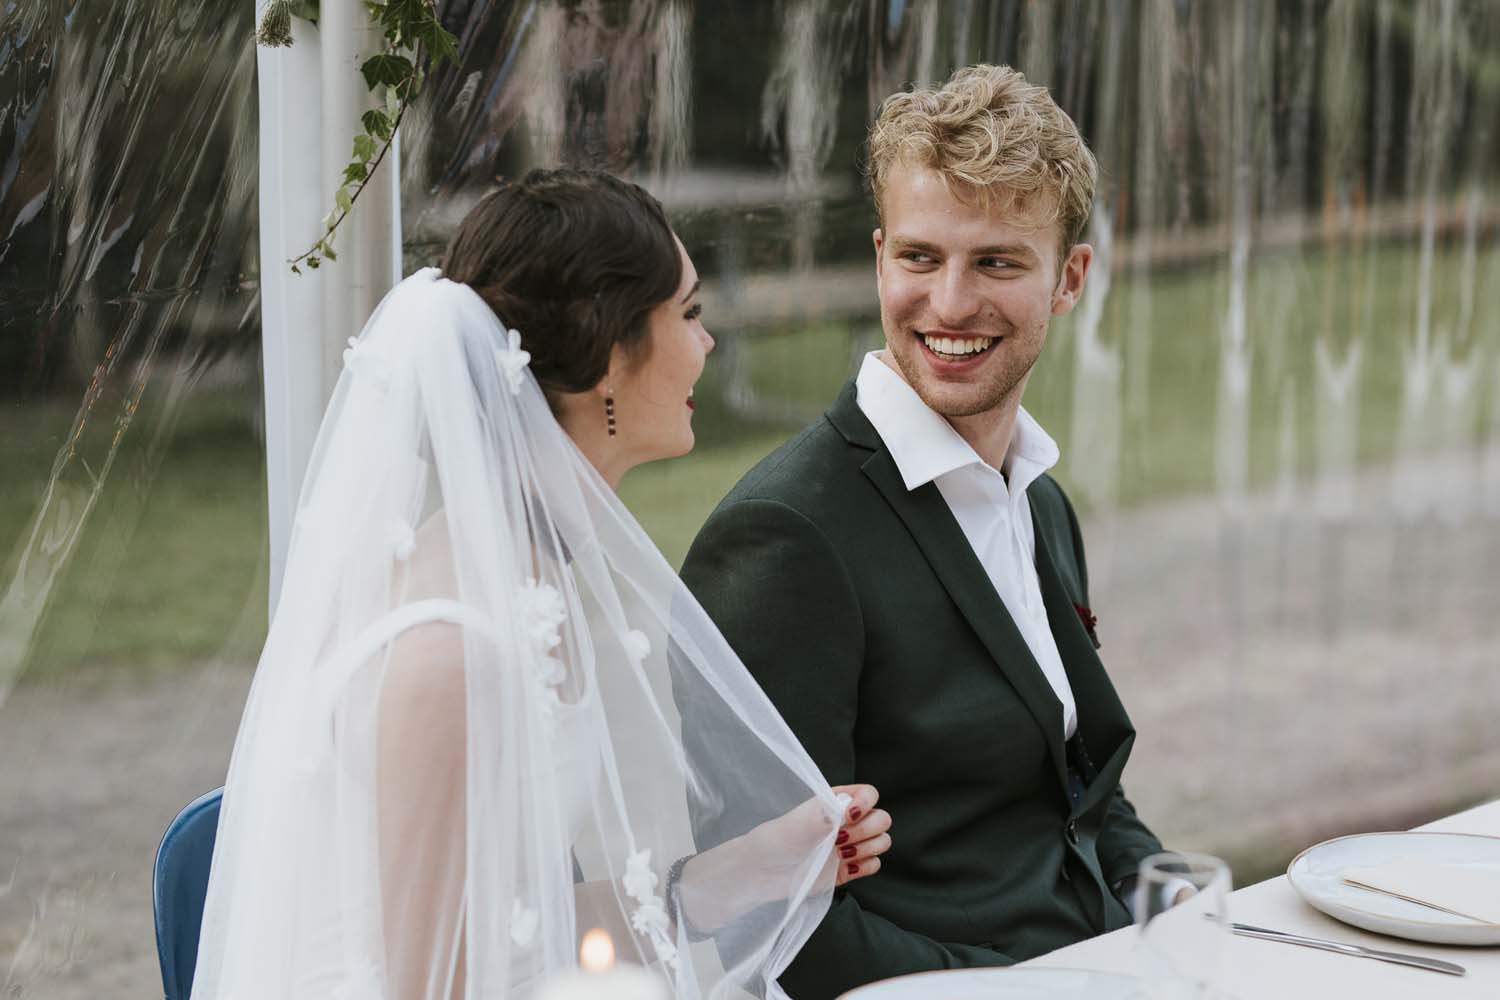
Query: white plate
1287 831 1500 946
838 968 1145 1000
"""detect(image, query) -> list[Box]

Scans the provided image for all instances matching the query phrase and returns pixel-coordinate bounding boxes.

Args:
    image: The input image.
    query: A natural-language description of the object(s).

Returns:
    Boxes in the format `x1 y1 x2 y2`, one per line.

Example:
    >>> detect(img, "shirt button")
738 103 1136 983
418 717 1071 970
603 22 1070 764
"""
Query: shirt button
1065 819 1080 846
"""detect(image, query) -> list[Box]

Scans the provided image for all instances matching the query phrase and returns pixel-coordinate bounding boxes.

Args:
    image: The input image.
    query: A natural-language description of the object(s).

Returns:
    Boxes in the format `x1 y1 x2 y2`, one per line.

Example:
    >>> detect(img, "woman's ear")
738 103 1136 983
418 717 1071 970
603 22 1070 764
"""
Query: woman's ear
599 341 633 398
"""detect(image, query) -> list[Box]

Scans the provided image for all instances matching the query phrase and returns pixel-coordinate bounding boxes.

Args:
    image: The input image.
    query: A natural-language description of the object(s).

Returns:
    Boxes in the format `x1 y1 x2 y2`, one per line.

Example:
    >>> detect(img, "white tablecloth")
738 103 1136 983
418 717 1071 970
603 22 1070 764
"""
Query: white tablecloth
1020 799 1500 997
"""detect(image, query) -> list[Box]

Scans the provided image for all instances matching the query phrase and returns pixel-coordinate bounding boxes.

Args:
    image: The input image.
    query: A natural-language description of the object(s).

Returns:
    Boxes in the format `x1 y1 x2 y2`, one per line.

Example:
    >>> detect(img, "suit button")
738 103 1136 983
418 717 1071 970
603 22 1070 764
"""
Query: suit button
1065 819 1080 846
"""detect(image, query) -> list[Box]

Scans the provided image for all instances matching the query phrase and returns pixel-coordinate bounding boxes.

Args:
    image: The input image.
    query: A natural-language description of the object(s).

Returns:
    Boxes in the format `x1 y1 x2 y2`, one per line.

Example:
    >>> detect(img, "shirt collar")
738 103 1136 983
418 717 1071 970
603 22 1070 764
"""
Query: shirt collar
854 351 1060 494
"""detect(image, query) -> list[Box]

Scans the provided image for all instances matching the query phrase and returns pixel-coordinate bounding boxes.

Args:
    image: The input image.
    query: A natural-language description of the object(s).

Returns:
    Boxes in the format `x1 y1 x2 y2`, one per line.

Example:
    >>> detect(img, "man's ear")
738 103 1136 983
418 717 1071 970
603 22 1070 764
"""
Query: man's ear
872 228 885 279
1051 242 1094 317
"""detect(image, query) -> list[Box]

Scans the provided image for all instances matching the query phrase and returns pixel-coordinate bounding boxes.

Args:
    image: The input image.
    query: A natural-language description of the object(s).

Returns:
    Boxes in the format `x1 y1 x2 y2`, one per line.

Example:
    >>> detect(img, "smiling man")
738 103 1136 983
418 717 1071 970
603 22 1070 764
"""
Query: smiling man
680 65 1171 998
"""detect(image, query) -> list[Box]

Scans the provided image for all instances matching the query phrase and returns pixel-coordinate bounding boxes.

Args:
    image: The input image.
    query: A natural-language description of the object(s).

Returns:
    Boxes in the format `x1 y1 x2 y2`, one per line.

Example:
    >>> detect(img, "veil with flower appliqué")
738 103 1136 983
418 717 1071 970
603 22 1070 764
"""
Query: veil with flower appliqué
191 269 845 999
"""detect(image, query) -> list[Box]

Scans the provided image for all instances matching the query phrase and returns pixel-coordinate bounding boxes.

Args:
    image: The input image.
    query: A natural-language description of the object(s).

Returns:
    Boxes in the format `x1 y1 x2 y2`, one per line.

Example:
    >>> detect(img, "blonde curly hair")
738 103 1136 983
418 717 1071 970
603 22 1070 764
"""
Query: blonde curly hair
866 64 1097 252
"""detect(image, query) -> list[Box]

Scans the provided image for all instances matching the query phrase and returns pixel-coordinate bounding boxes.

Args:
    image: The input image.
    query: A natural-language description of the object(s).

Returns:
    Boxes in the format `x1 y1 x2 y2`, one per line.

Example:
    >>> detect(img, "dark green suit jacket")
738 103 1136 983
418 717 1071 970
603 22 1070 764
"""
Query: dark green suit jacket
680 381 1164 999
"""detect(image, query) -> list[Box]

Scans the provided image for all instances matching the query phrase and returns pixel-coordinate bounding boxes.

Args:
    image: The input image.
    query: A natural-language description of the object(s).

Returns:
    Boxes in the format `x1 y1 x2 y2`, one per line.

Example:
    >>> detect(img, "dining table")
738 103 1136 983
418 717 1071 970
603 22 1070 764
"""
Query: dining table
1017 797 1500 998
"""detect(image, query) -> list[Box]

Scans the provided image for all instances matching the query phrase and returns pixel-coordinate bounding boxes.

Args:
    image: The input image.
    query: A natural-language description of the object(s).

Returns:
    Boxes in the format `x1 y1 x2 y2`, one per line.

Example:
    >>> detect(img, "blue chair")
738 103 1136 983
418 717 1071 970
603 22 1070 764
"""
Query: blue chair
153 787 223 1000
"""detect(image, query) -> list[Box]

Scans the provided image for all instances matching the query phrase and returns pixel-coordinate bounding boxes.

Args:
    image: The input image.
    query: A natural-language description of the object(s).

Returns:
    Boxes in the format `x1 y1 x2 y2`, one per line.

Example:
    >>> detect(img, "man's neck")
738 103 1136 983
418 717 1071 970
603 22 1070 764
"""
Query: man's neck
947 399 1021 473
872 350 1029 472
949 363 1031 471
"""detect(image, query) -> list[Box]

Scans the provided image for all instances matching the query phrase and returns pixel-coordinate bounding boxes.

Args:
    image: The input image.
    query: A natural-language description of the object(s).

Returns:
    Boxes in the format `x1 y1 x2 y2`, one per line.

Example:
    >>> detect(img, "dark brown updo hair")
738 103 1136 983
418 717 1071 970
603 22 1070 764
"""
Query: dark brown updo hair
443 169 682 402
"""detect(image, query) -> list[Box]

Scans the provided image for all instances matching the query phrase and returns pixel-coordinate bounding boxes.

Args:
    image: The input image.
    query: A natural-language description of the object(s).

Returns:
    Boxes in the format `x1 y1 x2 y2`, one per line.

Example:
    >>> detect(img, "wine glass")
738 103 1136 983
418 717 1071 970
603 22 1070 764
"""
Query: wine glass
1134 851 1232 1000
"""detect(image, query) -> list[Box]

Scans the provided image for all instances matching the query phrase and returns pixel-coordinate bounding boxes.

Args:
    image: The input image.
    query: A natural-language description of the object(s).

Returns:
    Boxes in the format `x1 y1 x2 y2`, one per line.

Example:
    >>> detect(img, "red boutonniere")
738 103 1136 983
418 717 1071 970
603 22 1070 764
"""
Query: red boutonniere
1074 603 1101 649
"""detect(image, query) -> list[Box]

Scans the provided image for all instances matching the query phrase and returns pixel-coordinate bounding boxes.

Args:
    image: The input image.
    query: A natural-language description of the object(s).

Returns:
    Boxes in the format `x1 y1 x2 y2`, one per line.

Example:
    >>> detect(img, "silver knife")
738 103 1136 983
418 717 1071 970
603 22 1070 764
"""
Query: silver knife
1230 922 1466 977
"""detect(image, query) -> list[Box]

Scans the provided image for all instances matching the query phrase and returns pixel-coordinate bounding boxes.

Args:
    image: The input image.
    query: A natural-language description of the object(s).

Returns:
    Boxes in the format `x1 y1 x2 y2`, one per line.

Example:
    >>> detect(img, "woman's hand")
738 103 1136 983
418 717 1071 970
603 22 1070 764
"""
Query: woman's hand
830 784 891 887
676 783 892 931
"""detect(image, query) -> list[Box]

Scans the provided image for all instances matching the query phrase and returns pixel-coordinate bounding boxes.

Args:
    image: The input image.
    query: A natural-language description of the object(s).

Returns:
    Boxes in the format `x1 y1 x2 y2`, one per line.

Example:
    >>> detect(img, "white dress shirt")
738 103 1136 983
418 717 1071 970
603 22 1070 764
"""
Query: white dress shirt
855 352 1079 740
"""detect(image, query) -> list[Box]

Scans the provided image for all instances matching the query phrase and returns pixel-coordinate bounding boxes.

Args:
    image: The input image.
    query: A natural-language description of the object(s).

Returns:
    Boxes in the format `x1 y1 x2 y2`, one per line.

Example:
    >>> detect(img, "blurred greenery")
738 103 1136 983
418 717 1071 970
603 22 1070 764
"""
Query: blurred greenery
5 237 1495 678
632 236 1498 559
2 391 269 680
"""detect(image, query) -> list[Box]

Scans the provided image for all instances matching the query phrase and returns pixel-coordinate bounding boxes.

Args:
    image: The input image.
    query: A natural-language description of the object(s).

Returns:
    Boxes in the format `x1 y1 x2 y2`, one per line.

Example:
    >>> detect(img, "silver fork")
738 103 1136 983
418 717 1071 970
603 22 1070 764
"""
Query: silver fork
1229 922 1466 977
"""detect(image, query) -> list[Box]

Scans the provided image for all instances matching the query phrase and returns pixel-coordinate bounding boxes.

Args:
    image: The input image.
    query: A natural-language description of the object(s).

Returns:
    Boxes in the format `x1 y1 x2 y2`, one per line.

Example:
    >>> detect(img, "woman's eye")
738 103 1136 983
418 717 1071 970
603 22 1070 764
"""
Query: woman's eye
685 302 703 321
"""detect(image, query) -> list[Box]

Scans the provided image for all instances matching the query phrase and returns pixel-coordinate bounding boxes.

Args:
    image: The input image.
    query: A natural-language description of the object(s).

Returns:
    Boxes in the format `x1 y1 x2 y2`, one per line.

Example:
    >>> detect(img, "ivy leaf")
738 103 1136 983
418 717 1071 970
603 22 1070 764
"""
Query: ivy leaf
361 109 393 141
361 53 413 90
426 23 459 63
280 0 456 273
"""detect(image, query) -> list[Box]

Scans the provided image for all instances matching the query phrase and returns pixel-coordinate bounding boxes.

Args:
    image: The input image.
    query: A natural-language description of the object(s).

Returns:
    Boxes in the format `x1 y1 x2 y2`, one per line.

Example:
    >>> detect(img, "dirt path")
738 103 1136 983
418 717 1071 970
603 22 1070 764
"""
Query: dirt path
3 449 1499 998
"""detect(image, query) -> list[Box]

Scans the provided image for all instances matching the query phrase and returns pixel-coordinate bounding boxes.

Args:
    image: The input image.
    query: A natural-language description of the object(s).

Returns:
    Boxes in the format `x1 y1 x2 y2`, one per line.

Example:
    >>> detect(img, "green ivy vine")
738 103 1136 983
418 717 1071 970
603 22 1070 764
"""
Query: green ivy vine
255 0 458 273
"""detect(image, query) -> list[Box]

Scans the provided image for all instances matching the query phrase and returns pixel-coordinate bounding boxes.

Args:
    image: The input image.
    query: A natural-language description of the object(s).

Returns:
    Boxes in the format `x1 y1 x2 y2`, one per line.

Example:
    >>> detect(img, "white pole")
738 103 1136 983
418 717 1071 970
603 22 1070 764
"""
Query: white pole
256 1 402 617
320 1 402 394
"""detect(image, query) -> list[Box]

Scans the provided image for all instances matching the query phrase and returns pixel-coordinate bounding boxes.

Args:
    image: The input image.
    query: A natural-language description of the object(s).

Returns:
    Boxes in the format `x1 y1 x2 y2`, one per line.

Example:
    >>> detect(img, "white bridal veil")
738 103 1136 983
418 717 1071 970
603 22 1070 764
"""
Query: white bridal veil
192 269 844 999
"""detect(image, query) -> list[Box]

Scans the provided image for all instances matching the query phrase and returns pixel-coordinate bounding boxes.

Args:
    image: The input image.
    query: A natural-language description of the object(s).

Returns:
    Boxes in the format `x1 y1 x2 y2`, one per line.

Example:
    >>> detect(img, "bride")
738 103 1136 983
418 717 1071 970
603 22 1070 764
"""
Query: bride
190 169 891 1000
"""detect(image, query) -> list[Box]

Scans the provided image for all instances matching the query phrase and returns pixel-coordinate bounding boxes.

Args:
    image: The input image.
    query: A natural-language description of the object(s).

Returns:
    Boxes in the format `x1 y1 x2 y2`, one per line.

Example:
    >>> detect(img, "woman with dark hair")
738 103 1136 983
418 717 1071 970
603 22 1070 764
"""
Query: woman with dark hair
191 169 891 1000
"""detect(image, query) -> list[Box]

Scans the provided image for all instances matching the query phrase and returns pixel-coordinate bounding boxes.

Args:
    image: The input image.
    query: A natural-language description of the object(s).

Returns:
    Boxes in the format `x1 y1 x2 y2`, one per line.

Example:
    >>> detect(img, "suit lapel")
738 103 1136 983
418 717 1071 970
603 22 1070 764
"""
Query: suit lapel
825 382 1072 787
857 447 1071 791
1028 496 1135 812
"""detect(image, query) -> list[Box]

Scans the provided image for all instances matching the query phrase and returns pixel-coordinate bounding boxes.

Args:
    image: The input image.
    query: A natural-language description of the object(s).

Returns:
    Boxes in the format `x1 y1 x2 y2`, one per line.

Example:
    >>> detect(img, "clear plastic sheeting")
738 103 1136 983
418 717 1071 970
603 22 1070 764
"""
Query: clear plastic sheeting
2 2 1500 997
1 1 263 995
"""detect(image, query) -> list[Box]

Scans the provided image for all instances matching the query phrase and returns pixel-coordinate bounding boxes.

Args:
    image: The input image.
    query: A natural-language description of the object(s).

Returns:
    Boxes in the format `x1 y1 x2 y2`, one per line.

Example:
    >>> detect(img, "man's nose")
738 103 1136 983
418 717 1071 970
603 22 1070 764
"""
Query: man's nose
929 266 982 326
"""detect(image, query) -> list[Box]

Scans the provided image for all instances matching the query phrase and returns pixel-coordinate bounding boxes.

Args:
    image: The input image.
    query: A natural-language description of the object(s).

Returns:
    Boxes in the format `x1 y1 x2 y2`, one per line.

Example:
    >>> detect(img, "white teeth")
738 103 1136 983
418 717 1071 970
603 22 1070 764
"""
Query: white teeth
922 334 993 356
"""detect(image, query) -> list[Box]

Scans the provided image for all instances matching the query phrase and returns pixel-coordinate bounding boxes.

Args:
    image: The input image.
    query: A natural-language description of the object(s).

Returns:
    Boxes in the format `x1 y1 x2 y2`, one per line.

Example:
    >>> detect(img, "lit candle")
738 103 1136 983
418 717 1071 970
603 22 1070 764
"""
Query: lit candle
580 928 616 972
534 929 669 1000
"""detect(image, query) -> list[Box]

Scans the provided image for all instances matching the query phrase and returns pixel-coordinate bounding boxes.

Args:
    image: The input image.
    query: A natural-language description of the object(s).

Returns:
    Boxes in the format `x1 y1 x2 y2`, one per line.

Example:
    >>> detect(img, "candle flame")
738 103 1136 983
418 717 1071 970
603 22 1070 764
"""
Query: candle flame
579 928 615 972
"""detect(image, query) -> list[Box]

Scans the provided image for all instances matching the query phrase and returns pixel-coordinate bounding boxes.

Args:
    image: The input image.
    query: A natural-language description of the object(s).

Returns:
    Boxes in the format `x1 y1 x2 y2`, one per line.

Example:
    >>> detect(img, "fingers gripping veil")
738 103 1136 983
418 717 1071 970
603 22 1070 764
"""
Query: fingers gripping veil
192 269 844 999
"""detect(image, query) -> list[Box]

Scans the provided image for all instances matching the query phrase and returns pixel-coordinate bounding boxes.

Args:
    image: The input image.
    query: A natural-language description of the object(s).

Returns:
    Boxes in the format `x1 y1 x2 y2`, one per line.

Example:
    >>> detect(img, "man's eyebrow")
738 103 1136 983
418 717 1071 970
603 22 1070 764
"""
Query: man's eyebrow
972 244 1038 259
887 236 940 253
680 279 701 303
887 237 1037 259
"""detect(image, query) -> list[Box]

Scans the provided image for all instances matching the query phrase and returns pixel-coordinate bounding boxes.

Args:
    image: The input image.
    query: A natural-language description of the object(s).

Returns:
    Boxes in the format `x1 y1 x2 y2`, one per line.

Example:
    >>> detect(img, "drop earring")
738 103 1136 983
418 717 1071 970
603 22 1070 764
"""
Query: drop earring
605 391 617 437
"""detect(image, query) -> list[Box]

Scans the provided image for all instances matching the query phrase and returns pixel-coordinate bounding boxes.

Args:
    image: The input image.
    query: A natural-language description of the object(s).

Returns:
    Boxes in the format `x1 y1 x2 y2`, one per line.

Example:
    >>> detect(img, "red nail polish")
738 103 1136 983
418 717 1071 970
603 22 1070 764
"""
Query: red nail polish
836 831 849 845
849 808 863 821
841 845 856 858
847 862 859 875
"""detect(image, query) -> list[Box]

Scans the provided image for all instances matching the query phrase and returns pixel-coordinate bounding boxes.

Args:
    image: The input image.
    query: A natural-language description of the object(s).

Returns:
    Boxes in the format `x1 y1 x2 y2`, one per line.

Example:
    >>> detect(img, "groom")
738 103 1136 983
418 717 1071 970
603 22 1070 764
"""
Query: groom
682 65 1170 998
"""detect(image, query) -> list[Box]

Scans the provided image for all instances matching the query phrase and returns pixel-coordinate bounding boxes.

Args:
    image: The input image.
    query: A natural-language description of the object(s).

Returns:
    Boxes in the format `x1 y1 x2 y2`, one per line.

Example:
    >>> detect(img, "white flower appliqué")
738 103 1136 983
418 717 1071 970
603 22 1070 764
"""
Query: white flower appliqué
386 518 416 561
622 629 651 663
341 336 391 390
623 849 679 973
518 578 569 717
519 579 567 650
494 327 532 395
510 900 539 948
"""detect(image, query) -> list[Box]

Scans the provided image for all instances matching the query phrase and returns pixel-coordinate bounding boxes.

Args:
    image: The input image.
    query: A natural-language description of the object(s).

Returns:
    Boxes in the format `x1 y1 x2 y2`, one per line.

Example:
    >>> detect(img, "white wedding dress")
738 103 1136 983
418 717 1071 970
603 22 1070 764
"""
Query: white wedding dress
190 269 843 1000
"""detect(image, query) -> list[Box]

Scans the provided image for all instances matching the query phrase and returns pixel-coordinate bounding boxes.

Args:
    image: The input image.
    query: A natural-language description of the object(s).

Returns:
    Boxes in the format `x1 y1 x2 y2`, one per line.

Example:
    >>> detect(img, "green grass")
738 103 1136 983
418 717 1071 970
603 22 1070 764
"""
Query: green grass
2 386 268 680
3 236 1496 677
618 431 792 568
